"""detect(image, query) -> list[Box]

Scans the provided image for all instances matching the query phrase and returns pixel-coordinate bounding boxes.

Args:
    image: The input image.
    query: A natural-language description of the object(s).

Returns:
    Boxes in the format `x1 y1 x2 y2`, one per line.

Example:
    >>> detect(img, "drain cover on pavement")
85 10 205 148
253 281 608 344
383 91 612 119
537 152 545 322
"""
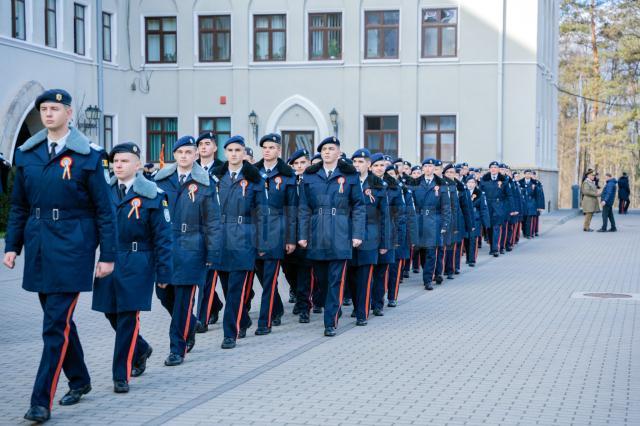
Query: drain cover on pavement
572 292 639 300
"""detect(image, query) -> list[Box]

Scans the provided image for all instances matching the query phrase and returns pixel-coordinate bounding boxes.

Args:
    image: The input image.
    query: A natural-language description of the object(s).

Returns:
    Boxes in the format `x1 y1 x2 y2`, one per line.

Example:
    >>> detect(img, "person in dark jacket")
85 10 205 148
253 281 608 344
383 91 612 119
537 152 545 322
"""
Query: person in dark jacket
520 170 540 238
464 177 490 266
3 89 116 423
93 142 172 393
598 173 618 232
211 136 267 348
532 171 545 236
479 161 514 257
154 136 221 365
297 136 366 336
618 172 630 214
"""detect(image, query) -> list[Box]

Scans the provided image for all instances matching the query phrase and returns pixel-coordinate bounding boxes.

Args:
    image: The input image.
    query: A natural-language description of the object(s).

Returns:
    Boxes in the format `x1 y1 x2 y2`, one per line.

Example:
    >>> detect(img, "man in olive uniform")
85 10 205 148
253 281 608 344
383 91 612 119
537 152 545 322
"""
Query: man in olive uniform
4 89 116 423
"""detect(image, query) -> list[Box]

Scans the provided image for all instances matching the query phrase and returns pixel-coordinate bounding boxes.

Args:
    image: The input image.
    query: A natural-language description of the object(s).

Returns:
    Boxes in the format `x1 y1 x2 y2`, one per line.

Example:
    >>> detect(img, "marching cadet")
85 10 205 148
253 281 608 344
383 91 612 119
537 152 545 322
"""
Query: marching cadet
298 136 366 336
3 89 116 423
501 165 520 252
408 166 423 275
154 136 221 366
281 149 315 323
347 150 390 325
311 153 322 165
412 158 451 290
442 164 472 279
532 171 545 236
479 161 514 257
245 147 255 164
252 133 297 335
464 177 490 266
143 162 156 180
211 136 266 348
460 163 470 183
520 170 540 238
195 131 224 333
93 142 172 393
452 166 474 273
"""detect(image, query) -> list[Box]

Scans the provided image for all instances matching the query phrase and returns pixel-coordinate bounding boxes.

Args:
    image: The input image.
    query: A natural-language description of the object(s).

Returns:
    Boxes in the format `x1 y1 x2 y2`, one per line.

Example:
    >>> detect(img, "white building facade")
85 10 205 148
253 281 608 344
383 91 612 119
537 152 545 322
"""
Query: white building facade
0 0 559 208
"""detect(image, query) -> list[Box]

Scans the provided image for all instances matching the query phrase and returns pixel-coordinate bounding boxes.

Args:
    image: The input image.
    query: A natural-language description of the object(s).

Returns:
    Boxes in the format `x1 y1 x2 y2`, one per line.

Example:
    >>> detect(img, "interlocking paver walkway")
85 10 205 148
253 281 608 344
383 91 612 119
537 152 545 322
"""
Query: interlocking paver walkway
1 210 638 425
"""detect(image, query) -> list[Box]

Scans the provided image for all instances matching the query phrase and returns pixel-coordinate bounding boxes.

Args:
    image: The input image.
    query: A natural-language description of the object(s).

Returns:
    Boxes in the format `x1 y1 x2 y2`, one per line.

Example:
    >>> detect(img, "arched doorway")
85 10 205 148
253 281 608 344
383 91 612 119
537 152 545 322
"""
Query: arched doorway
12 107 44 159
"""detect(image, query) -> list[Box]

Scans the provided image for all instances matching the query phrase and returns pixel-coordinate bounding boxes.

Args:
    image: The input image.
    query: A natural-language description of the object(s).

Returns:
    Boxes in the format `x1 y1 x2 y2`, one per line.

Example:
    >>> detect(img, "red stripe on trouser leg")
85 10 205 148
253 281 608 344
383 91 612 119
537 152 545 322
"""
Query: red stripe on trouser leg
49 294 79 410
267 261 281 328
334 262 347 327
244 272 254 304
474 237 479 262
309 268 315 307
236 272 249 338
126 312 140 381
497 226 503 250
451 243 457 271
182 286 196 356
205 271 218 324
365 265 373 320
432 247 438 281
394 260 403 300
383 265 389 294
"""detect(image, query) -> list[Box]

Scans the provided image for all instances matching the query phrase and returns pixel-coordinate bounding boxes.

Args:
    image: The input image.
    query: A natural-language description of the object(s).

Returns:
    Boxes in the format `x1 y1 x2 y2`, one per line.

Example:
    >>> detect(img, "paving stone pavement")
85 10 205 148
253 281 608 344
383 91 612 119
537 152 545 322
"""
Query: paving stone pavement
0 210 638 426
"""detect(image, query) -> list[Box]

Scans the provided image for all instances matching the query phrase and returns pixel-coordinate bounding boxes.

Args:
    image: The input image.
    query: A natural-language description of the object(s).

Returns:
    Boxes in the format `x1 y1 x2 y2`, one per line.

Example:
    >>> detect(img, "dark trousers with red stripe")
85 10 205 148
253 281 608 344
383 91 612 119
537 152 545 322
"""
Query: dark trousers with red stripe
313 260 347 328
420 246 438 284
284 264 313 313
434 245 445 277
444 243 458 276
387 259 404 302
524 215 535 237
371 263 390 311
505 222 515 249
156 285 197 356
197 269 223 325
464 237 479 264
105 312 147 382
413 248 423 271
488 225 502 254
219 271 251 339
455 242 463 270
347 264 373 321
32 292 90 409
255 259 284 329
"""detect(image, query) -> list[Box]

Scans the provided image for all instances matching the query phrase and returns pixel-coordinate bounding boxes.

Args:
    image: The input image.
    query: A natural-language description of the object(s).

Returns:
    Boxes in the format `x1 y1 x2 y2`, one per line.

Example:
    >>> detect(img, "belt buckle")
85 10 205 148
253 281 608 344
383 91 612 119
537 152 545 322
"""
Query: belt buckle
318 207 323 215
52 209 59 221
35 208 40 219
237 216 243 224
181 223 187 233
424 209 430 215
131 242 138 252
331 208 336 216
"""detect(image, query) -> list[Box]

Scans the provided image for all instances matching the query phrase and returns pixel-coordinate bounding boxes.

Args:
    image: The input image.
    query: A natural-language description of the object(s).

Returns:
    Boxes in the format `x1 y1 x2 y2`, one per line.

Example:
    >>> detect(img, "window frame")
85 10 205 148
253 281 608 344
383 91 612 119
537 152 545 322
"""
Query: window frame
197 116 232 161
308 12 343 61
73 2 86 55
421 8 459 59
144 16 178 64
420 115 457 162
197 14 231 63
12 0 27 41
363 9 400 60
102 11 113 62
253 13 287 62
146 117 178 163
44 0 56 47
103 114 114 151
363 115 400 159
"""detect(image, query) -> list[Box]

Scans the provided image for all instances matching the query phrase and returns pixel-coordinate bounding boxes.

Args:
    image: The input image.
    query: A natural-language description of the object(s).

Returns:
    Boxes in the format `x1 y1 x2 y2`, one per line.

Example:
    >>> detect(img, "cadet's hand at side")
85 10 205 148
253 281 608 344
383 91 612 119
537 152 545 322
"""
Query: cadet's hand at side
3 252 16 269
285 244 296 254
95 262 115 278
352 239 362 248
298 240 308 248
379 249 388 255
157 283 168 288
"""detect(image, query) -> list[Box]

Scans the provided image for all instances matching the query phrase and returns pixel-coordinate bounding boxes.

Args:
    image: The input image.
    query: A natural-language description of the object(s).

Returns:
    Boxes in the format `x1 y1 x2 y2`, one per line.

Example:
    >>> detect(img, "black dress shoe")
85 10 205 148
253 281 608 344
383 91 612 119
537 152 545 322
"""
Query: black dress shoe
425 284 434 291
313 306 323 314
434 276 443 284
506 247 513 252
208 310 220 325
255 327 271 335
388 300 397 307
221 337 236 349
412 269 419 273
499 249 505 254
271 314 282 326
24 405 50 423
238 328 247 339
324 327 336 337
350 311 357 318
113 380 129 393
609 228 617 232
343 298 352 306
372 308 384 316
186 329 196 353
299 312 310 323
454 270 460 274
59 384 91 406
356 319 367 326
292 305 301 315
164 353 183 366
468 262 475 267
597 228 607 232
195 322 208 334
131 345 152 377
403 271 410 278
446 274 454 280
493 252 499 257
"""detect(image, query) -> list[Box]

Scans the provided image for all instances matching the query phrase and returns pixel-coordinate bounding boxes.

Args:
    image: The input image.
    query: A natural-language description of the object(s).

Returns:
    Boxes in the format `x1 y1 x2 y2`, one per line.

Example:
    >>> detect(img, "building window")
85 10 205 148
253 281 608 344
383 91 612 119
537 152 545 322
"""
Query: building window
282 131 314 162
198 15 231 62
364 10 399 59
12 0 26 40
147 117 178 162
364 116 399 158
421 115 456 162
45 0 57 47
309 13 342 60
74 3 86 55
145 17 177 63
254 14 286 61
199 117 231 161
422 8 457 58
102 12 112 61
103 115 114 151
